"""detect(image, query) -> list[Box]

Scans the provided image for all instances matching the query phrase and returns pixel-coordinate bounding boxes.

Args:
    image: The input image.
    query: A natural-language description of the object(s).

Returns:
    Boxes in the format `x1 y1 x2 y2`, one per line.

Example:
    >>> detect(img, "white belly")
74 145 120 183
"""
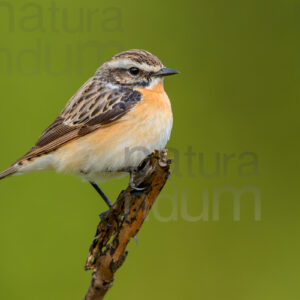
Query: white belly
53 113 172 182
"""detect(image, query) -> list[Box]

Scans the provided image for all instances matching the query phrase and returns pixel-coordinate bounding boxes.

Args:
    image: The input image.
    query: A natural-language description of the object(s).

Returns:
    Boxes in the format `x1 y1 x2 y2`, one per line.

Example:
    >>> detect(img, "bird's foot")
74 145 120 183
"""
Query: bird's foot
128 167 146 191
99 209 112 227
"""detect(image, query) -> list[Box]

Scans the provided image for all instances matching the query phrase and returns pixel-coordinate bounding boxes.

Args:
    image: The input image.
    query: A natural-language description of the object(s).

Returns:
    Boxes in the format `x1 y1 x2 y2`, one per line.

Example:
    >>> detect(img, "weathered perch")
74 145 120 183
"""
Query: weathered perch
84 150 172 300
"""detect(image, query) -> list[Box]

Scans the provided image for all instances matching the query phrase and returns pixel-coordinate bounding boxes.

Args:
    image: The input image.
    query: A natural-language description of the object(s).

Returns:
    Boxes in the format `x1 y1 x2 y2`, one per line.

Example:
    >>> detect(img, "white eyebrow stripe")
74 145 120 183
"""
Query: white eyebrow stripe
106 59 159 72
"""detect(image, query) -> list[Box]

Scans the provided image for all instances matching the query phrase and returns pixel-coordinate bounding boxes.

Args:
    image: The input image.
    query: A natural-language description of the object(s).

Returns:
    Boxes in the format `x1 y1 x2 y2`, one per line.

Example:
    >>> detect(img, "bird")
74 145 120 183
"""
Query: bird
0 49 178 214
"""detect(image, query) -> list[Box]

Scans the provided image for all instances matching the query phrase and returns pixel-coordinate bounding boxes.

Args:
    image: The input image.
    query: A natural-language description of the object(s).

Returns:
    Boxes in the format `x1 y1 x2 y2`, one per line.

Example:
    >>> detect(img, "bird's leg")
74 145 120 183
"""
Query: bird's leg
90 182 113 226
90 182 113 208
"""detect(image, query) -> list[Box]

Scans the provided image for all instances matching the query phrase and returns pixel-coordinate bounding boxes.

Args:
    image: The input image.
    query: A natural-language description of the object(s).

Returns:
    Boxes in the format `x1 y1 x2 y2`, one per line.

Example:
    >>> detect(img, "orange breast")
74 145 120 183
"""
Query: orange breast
137 81 172 110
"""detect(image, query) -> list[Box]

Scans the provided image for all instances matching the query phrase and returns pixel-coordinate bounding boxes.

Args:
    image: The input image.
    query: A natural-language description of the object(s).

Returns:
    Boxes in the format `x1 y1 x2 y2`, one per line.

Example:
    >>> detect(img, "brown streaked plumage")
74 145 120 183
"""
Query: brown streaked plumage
0 49 179 208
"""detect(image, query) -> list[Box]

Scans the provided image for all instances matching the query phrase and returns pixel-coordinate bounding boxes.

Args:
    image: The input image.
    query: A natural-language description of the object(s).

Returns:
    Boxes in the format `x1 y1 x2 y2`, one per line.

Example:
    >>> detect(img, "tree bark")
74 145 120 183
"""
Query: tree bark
84 150 172 300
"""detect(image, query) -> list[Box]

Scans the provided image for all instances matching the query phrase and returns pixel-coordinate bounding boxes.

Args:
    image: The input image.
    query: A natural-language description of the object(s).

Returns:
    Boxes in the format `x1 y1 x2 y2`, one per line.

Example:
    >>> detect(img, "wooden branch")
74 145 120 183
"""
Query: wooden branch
84 150 172 300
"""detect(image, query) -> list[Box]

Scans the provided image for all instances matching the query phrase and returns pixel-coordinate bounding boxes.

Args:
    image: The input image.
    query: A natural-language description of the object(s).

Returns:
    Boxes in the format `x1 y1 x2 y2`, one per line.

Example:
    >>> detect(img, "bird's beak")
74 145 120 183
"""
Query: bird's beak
152 67 180 77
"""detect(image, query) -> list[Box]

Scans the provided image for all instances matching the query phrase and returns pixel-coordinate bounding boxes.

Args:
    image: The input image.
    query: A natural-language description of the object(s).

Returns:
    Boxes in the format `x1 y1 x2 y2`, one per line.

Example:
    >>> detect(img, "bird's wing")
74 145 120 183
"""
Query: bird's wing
19 77 142 161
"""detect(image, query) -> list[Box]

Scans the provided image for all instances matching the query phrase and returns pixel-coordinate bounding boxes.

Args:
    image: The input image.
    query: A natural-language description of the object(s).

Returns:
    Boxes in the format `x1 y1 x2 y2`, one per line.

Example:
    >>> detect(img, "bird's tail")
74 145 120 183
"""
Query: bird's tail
0 165 17 180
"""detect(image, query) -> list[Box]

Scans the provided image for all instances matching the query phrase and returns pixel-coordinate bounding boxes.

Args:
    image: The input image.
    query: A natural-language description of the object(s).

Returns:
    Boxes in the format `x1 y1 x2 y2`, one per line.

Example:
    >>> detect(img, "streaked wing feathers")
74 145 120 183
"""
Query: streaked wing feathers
20 78 142 161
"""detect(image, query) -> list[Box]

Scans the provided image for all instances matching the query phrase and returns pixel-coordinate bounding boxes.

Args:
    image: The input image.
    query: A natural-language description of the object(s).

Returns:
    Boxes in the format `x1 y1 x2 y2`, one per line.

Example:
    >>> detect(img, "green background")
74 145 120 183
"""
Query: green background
0 0 299 299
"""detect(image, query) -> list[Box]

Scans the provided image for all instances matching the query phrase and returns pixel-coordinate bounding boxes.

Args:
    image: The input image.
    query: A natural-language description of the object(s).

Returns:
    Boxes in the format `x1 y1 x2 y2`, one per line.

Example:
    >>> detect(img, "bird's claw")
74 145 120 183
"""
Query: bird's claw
127 167 145 191
99 209 112 227
130 181 146 191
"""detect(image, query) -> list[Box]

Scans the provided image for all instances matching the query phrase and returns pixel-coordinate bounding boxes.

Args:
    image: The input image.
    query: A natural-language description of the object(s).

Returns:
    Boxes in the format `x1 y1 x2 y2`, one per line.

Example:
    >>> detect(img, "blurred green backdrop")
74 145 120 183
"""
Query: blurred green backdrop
0 0 299 299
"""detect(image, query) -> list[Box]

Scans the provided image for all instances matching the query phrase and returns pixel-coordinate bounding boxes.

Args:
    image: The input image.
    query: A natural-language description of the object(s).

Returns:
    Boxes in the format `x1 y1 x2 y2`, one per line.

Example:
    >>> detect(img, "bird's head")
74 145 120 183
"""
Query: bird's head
97 49 179 88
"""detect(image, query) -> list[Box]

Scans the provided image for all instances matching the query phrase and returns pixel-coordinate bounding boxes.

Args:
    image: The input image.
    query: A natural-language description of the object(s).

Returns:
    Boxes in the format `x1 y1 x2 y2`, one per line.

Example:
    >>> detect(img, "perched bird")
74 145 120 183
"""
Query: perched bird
0 49 178 211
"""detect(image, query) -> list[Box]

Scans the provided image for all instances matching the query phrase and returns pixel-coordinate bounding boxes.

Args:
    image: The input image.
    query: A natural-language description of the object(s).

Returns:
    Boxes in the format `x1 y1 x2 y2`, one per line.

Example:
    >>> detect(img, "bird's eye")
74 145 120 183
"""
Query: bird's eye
129 67 140 76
